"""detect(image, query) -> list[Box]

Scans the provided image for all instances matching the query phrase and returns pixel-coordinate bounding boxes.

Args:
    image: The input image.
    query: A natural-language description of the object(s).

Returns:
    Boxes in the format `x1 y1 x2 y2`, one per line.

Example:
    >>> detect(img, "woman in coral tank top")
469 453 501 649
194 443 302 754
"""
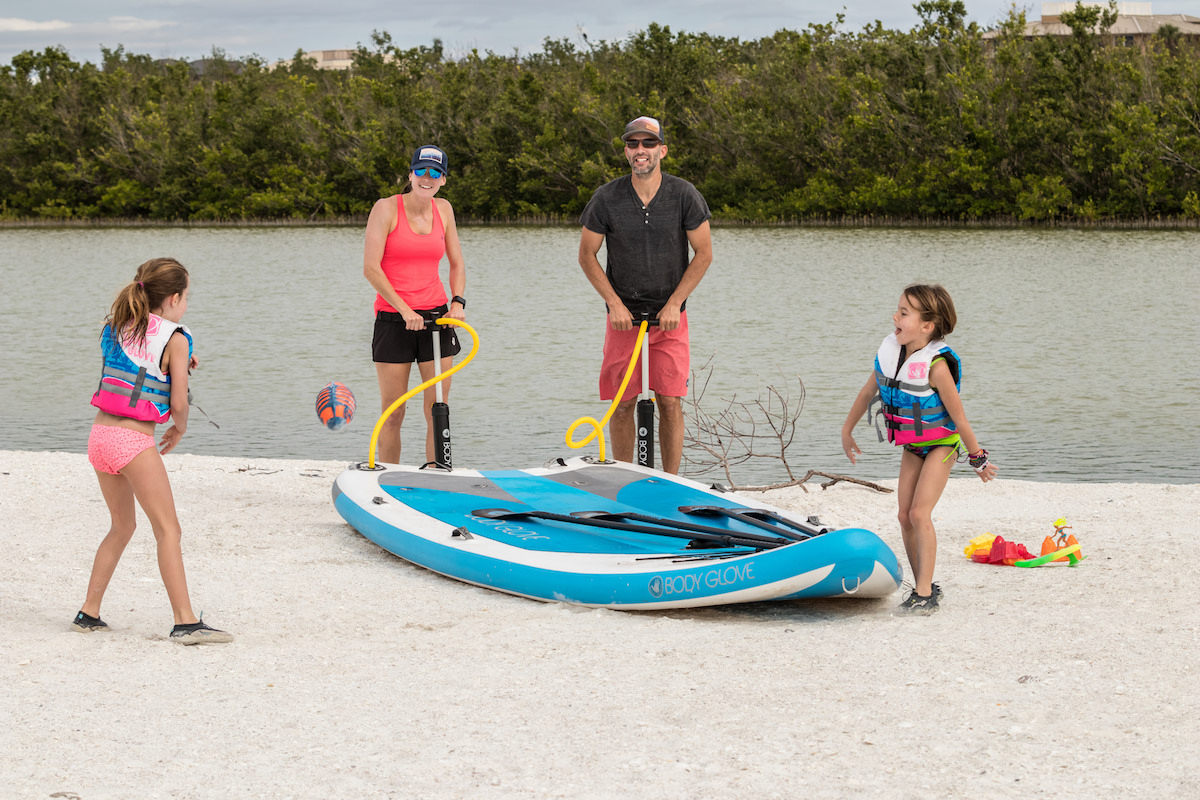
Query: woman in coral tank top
363 144 467 464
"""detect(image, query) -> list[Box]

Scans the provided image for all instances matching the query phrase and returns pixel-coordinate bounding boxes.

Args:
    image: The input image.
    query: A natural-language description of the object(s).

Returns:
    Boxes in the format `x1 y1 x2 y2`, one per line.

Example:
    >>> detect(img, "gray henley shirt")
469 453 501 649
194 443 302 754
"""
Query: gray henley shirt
580 173 711 317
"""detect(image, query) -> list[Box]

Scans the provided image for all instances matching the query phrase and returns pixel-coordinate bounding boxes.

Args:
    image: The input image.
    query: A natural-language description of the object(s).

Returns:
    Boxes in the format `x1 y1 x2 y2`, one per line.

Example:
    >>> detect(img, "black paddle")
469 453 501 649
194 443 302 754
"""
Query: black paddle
571 510 791 546
678 505 829 540
471 507 788 550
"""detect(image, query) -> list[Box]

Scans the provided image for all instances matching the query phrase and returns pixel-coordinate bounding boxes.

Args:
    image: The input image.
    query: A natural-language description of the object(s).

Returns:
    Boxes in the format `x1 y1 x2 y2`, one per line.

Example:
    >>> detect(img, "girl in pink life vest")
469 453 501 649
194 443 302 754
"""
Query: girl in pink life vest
74 257 232 644
841 284 998 615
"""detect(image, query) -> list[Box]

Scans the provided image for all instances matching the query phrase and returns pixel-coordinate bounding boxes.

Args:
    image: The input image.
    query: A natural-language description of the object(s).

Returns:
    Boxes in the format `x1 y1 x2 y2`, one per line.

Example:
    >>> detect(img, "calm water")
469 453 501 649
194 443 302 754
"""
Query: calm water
1 225 1196 484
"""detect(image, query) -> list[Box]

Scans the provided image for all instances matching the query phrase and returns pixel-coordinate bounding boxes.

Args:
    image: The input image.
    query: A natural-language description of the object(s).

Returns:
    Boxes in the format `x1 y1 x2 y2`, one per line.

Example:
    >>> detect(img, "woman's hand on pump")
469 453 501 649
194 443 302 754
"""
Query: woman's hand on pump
401 309 425 331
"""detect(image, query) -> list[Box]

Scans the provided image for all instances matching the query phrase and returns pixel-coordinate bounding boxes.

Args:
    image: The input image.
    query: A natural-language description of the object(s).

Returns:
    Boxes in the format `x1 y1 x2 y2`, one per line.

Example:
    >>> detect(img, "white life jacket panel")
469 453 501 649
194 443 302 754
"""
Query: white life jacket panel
91 314 193 424
869 333 961 446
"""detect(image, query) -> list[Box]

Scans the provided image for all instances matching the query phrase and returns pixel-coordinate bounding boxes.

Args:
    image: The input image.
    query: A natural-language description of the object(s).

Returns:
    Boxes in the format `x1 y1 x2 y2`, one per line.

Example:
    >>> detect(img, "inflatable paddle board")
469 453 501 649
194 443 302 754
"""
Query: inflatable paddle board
333 456 903 609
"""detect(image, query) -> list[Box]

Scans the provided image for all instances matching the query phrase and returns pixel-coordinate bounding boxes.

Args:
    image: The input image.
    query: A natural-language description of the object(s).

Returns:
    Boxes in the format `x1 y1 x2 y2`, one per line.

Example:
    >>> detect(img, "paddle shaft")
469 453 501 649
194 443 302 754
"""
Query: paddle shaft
473 508 786 550
585 511 792 546
679 506 824 541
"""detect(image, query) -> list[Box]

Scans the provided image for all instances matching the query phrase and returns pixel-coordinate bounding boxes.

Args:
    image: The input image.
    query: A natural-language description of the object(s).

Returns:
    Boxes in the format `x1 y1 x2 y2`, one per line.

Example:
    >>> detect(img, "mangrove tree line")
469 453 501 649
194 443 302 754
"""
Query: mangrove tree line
2 1 1199 222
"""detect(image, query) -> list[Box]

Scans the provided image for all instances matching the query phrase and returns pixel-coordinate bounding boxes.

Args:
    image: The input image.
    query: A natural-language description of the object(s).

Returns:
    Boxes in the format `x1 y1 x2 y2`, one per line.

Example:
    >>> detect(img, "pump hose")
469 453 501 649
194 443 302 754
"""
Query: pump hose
565 320 650 462
368 318 479 469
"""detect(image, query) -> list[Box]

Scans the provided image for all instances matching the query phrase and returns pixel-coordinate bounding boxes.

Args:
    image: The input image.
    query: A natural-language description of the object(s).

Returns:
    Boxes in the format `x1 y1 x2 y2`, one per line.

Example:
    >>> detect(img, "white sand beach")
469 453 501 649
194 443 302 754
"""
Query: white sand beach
2 449 1198 799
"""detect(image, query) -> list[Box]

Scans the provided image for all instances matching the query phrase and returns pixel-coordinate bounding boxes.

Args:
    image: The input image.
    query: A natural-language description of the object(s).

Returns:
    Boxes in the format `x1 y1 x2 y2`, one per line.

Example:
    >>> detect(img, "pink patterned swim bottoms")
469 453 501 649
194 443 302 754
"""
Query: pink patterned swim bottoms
88 424 156 475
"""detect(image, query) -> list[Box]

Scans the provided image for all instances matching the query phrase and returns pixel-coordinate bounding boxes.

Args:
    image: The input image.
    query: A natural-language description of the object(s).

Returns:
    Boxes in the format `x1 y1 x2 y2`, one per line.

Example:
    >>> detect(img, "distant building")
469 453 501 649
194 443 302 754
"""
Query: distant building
268 50 358 70
984 2 1200 47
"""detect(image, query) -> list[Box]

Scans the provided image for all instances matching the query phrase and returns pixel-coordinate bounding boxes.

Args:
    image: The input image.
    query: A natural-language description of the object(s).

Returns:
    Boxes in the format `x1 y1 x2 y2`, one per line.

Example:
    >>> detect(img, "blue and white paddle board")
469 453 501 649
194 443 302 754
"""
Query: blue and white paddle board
332 457 902 609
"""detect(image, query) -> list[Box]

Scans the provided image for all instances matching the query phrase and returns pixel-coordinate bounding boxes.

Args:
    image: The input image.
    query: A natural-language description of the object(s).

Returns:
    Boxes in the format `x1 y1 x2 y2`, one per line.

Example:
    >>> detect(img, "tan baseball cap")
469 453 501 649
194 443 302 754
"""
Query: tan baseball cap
621 116 665 143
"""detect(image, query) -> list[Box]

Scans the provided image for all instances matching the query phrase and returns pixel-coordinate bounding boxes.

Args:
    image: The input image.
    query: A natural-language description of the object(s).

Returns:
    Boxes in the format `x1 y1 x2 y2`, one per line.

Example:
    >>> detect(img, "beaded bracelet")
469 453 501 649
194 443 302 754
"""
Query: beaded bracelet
968 449 990 472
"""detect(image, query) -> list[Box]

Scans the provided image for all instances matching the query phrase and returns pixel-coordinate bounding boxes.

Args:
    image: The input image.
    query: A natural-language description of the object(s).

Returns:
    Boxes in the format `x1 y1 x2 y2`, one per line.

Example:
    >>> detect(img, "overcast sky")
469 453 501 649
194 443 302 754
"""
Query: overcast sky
3 1 1199 66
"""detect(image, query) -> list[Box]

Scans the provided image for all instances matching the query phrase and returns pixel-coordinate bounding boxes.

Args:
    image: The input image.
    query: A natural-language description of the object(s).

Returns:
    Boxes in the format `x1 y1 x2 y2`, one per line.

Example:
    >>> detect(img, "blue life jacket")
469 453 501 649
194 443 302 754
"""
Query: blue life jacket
91 315 193 424
869 334 960 445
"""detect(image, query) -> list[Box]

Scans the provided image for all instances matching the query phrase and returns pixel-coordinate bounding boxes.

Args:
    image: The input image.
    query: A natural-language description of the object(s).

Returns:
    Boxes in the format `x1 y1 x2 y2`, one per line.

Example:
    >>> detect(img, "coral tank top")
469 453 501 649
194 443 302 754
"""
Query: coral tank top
374 195 447 313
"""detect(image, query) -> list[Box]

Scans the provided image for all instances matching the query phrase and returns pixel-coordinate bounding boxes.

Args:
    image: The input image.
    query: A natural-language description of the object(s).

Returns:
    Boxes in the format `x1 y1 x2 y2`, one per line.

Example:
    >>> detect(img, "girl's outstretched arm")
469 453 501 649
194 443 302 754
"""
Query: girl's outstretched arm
841 374 878 464
930 360 997 482
160 331 190 455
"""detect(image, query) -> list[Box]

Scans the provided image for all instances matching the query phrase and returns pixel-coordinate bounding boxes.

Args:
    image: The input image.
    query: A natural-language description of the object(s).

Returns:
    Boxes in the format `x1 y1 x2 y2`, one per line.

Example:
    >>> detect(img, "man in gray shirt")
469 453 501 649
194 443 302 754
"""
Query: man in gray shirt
578 116 713 474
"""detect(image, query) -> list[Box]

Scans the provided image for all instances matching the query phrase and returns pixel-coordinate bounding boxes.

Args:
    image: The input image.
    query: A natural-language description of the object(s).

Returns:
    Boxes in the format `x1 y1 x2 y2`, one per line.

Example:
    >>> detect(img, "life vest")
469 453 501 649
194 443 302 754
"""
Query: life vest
91 314 193 424
869 333 960 445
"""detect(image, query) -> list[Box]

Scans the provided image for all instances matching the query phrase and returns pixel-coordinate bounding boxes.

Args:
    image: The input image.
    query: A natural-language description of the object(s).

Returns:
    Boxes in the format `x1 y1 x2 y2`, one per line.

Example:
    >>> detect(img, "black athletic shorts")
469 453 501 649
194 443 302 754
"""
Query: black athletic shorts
372 305 462 364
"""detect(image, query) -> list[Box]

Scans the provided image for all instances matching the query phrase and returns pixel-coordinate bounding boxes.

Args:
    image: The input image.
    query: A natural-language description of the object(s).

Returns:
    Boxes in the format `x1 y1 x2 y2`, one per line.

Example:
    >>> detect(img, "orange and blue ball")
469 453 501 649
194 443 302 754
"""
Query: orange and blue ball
316 381 356 431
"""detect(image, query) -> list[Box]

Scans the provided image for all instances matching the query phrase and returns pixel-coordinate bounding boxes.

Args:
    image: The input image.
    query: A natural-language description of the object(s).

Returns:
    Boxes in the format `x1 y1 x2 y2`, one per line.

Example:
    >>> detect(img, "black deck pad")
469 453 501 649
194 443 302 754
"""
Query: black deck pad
378 472 525 506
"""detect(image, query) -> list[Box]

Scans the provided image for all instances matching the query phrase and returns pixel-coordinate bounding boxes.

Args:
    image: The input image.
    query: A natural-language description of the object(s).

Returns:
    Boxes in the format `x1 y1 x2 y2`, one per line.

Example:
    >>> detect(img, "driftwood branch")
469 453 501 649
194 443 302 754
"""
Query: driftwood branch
733 470 893 494
682 360 891 494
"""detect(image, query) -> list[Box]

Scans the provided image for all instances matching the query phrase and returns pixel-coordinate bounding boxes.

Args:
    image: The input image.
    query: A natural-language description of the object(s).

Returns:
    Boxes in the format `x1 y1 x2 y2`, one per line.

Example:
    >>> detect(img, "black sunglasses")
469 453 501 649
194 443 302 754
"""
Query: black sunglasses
624 138 661 149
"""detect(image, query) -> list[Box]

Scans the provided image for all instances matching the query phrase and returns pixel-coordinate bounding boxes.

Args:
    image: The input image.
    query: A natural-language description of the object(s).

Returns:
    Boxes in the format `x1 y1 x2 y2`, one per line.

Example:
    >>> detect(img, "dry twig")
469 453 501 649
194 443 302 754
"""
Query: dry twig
733 470 893 494
682 360 891 494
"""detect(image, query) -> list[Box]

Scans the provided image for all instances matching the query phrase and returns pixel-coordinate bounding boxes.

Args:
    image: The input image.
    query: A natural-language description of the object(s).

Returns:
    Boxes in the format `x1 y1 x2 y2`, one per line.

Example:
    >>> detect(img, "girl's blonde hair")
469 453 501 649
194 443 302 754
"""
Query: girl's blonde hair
107 258 189 345
903 284 957 340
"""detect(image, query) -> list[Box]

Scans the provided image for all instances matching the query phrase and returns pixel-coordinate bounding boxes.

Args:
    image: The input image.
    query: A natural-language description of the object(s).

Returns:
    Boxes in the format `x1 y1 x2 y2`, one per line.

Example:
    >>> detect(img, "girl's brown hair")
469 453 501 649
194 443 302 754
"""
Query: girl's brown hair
903 284 957 340
107 258 189 344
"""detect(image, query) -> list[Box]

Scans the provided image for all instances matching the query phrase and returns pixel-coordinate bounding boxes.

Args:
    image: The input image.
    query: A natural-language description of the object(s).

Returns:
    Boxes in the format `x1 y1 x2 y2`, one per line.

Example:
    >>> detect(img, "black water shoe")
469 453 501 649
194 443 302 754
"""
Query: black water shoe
72 610 109 632
169 618 234 645
897 590 939 616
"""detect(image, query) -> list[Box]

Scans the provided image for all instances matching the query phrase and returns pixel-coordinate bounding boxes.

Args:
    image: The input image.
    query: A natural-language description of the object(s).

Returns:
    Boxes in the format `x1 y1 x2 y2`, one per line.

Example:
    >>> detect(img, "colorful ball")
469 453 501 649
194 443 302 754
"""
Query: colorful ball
316 381 356 431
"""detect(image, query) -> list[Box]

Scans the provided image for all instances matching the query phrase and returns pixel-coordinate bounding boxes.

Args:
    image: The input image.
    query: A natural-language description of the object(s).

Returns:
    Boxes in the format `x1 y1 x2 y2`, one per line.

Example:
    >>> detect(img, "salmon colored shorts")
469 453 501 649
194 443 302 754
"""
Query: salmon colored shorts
599 311 690 402
88 424 157 475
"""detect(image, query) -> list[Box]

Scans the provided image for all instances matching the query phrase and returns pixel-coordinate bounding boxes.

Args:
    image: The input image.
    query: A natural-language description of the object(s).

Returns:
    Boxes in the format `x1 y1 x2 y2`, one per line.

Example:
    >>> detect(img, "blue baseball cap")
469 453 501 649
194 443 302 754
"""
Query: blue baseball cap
411 144 449 174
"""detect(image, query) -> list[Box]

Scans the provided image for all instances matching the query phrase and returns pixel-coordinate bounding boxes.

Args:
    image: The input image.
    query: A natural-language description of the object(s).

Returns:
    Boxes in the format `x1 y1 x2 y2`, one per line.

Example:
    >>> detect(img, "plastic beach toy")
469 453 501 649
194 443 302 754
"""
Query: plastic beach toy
1018 517 1084 566
964 518 1085 568
964 533 996 559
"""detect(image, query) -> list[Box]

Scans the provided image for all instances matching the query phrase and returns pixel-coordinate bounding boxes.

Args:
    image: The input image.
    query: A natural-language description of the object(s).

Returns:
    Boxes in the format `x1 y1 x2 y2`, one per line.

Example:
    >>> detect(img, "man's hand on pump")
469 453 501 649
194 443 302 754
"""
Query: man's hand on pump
656 302 682 332
608 301 634 331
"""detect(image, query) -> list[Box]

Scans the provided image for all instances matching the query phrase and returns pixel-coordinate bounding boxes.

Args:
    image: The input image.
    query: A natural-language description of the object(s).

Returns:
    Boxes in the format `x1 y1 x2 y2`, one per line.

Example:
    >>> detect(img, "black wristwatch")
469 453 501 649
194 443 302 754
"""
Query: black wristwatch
451 295 466 308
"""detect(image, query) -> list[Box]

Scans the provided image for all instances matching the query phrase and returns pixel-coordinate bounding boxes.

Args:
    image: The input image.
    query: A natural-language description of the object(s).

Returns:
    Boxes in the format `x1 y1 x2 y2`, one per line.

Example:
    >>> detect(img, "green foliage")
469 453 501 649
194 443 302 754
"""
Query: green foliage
1 4 1198 222
1183 191 1200 217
